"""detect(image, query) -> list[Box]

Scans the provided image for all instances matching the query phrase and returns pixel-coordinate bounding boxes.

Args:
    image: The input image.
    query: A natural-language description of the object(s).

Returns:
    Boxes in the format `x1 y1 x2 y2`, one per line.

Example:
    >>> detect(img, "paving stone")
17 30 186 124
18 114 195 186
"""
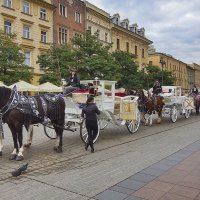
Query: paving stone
124 196 145 200
117 179 146 191
140 167 166 176
129 173 156 183
109 185 136 195
150 163 173 171
156 158 180 166
95 190 128 200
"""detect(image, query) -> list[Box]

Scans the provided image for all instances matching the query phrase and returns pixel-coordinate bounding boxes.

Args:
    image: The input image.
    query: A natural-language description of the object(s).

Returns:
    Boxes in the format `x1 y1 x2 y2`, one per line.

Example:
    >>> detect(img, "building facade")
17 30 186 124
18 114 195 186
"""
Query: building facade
111 13 152 69
53 0 85 45
0 0 54 84
190 63 200 90
148 53 188 90
85 1 112 45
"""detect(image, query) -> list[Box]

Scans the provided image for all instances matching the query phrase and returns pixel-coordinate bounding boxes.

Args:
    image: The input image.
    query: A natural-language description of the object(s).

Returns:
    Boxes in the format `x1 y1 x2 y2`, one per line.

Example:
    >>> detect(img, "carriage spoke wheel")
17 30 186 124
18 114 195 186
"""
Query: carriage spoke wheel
80 119 100 144
44 124 57 139
184 109 190 119
126 110 141 133
170 106 178 123
99 118 109 130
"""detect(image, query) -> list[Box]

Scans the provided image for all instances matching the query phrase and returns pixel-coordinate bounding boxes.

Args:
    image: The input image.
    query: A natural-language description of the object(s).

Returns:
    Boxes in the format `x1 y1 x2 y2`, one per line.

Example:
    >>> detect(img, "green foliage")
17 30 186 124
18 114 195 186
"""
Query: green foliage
0 30 33 85
145 65 175 88
37 32 175 89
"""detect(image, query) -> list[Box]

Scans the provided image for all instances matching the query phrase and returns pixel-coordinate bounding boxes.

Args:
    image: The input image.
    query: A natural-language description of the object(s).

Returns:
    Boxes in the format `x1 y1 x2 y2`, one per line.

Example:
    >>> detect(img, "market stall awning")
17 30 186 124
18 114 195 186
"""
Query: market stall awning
9 81 39 92
38 82 62 93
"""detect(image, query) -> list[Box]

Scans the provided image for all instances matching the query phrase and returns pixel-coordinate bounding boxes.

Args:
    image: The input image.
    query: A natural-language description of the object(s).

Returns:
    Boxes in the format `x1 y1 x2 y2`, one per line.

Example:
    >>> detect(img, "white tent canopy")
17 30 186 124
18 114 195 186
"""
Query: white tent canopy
9 80 39 92
38 82 62 93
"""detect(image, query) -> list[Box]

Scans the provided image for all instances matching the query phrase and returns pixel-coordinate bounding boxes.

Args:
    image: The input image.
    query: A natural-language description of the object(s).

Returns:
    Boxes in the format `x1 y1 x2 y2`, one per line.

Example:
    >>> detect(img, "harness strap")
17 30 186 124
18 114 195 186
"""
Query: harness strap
0 113 4 139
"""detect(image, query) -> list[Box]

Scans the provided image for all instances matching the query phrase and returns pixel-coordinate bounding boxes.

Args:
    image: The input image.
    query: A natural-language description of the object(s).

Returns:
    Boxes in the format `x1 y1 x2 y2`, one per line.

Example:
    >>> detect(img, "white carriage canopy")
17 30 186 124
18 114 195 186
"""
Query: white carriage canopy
9 80 39 92
38 82 62 93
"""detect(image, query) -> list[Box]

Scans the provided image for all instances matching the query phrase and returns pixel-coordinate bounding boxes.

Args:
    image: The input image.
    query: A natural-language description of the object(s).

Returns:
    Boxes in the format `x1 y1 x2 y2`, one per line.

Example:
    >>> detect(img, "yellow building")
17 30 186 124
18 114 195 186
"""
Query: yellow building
111 13 152 69
190 63 200 89
0 0 54 85
148 53 188 90
85 1 112 46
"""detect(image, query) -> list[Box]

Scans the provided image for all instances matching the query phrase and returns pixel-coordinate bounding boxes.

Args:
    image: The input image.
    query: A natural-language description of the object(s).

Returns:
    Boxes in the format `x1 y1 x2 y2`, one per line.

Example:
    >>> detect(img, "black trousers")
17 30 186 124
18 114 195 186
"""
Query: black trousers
86 120 98 149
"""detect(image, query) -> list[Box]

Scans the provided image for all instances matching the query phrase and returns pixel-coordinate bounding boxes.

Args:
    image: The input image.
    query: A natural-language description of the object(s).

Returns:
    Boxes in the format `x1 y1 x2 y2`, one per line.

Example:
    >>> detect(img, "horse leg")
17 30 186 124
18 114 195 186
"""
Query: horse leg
144 113 149 126
15 125 24 161
149 114 153 126
53 124 63 153
24 125 34 148
157 110 162 124
0 138 3 156
9 124 18 160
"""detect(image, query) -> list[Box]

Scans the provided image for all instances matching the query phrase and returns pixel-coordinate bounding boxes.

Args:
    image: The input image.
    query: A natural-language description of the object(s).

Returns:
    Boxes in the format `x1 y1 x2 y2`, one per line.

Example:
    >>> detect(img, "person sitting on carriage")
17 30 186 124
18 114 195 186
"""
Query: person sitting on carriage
192 84 198 96
64 67 80 96
152 80 163 106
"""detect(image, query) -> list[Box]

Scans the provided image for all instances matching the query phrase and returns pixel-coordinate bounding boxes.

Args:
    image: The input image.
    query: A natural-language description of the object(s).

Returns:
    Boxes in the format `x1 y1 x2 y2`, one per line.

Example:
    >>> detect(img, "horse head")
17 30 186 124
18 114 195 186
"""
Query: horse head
0 86 11 109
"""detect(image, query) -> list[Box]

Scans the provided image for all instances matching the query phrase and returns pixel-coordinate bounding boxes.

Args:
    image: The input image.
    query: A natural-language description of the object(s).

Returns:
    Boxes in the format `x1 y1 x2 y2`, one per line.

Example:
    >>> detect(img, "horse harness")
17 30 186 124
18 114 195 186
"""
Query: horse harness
0 86 60 139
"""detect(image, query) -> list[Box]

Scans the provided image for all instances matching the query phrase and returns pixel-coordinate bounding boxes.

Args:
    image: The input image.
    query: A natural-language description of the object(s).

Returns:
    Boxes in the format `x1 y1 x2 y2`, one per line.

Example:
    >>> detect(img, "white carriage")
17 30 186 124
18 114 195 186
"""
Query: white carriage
161 86 194 122
44 80 141 144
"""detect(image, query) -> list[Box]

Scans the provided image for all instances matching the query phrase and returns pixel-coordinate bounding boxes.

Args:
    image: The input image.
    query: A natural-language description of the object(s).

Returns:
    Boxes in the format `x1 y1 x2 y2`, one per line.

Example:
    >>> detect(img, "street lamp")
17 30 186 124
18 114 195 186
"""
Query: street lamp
160 56 166 86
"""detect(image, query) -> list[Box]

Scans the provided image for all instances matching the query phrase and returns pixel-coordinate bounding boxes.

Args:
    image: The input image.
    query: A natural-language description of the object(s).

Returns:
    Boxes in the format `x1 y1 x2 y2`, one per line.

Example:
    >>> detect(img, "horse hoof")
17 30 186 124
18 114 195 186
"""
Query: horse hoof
56 146 62 153
9 154 17 160
53 146 58 151
24 143 31 148
16 155 24 161
0 151 2 156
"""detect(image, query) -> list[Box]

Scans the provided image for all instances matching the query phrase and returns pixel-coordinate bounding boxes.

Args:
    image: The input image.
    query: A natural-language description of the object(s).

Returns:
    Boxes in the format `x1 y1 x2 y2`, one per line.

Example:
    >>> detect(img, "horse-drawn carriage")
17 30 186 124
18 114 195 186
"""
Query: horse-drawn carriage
161 86 194 122
44 80 141 143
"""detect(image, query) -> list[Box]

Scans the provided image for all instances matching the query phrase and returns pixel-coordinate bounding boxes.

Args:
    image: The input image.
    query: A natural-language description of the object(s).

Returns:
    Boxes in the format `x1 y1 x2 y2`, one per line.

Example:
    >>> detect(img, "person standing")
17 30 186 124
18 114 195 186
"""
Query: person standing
192 84 198 95
64 67 80 95
81 96 100 153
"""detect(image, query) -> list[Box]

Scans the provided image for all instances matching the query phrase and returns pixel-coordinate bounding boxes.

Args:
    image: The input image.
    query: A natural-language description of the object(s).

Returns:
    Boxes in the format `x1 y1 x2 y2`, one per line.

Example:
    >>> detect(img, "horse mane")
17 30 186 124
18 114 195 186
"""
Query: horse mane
0 86 11 102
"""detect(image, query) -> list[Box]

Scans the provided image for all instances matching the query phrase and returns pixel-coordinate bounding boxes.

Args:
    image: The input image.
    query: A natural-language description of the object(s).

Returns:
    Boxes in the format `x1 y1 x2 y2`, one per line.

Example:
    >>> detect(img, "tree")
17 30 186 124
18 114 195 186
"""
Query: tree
71 32 117 80
145 65 175 88
37 44 76 85
112 50 144 89
0 30 32 85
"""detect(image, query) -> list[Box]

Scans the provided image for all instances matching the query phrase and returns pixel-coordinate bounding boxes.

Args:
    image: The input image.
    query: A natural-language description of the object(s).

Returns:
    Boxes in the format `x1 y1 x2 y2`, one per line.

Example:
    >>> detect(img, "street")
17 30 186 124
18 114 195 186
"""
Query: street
0 114 200 200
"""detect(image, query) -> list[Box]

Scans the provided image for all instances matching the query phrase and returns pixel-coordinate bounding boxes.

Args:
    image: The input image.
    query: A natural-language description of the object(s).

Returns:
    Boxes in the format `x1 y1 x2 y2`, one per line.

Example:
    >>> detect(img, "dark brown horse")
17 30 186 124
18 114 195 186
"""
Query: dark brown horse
193 94 200 114
137 89 164 126
0 86 65 161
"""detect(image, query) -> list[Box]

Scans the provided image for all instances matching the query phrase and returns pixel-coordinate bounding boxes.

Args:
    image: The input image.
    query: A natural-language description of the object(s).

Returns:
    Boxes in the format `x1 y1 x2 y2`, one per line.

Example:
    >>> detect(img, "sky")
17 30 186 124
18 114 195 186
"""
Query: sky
88 0 200 64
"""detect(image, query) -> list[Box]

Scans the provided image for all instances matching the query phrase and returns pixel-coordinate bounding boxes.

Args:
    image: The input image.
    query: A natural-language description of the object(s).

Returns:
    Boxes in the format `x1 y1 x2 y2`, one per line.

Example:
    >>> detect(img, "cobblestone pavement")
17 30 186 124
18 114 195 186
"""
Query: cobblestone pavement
0 114 200 200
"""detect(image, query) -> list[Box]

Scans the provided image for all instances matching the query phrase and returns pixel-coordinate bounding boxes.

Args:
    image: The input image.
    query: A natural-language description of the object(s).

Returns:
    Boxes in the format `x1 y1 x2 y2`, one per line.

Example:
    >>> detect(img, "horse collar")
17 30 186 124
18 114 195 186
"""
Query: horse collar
0 87 19 116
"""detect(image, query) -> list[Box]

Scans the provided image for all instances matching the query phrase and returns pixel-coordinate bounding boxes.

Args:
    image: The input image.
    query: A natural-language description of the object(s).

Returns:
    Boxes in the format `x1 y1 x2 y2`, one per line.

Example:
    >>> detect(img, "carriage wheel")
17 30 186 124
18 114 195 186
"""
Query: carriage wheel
99 118 109 130
170 106 178 123
184 109 190 119
126 110 141 133
44 124 57 139
80 119 100 144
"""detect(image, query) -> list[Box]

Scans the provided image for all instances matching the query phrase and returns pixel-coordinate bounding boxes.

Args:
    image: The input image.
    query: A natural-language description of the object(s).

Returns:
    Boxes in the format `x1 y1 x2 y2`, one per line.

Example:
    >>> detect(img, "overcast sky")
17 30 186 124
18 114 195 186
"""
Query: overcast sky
88 0 200 64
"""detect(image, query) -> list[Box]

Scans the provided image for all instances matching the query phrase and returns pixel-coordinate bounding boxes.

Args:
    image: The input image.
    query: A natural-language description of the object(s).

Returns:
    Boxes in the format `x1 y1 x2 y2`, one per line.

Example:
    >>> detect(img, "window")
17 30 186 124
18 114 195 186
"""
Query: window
24 51 31 66
96 29 100 39
87 26 92 34
135 45 138 56
126 23 129 29
117 38 120 50
59 4 66 17
40 8 46 20
105 33 108 42
23 1 30 14
59 27 67 44
149 61 153 66
4 21 12 34
126 42 129 53
142 48 145 58
116 18 119 25
23 25 30 39
41 31 47 43
4 0 12 8
75 12 81 23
